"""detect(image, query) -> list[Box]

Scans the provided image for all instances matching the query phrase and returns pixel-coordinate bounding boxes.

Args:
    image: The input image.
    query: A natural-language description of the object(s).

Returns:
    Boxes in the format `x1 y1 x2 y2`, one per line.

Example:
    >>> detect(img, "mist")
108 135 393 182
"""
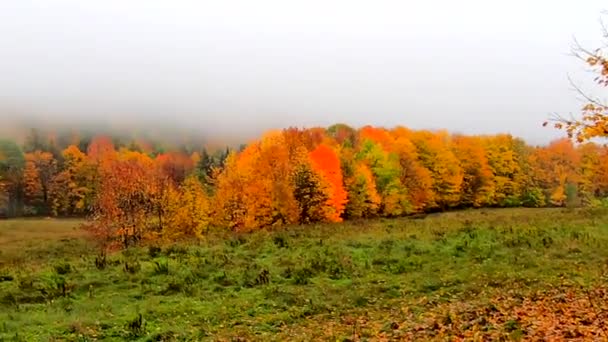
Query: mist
1 0 607 145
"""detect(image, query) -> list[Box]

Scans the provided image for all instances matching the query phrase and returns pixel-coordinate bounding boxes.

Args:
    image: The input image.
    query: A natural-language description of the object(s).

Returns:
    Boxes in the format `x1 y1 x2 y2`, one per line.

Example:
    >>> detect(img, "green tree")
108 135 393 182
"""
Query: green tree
0 140 25 216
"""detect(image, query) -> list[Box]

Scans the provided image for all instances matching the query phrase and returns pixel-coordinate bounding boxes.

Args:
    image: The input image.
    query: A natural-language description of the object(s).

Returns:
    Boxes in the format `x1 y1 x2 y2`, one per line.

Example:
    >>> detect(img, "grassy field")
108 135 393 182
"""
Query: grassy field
1 208 608 341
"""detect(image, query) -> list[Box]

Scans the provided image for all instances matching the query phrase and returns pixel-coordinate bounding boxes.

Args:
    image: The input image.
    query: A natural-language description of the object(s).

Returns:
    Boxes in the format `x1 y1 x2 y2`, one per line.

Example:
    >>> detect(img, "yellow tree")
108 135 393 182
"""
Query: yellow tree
410 130 463 209
23 151 57 214
483 135 524 206
212 131 300 231
212 151 248 230
529 139 580 207
51 145 95 216
356 127 411 216
163 176 210 240
451 135 495 207
513 140 546 207
342 155 381 219
356 138 410 216
596 146 608 198
259 131 300 226
577 143 601 205
391 127 434 211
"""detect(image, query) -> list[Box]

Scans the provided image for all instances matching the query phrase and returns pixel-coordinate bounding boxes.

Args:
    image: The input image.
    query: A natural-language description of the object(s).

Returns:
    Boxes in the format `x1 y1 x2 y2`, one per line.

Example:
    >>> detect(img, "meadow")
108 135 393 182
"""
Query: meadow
1 208 608 341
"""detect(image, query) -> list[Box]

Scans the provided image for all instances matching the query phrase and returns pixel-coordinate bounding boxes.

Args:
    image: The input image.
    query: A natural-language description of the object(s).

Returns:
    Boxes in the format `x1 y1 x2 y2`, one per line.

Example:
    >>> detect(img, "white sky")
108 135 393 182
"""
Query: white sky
0 0 607 144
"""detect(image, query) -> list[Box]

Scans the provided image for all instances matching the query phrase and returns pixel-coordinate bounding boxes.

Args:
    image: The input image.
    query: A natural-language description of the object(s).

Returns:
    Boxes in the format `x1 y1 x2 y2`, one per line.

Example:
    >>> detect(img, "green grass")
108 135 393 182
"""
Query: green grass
1 208 608 340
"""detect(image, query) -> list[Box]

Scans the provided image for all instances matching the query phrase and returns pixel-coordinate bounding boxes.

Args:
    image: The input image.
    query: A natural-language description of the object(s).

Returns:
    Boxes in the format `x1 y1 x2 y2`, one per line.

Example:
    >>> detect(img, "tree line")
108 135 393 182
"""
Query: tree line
1 125 607 248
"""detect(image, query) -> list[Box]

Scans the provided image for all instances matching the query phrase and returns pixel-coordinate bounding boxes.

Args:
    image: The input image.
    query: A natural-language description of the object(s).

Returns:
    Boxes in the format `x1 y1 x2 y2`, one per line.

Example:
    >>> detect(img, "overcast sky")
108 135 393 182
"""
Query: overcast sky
0 0 606 144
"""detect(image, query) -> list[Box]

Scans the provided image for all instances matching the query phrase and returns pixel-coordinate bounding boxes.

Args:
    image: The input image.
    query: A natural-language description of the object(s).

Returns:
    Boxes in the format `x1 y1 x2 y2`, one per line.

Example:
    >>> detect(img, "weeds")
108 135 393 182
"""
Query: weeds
1 208 608 340
293 267 314 285
126 313 145 337
148 245 162 258
273 235 289 249
94 252 107 270
123 261 141 274
53 262 72 275
0 274 13 282
154 259 170 275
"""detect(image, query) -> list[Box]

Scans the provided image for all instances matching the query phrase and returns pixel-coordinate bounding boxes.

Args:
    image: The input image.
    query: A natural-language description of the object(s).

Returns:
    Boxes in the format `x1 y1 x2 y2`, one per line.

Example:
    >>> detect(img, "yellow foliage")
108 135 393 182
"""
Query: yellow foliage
164 176 210 239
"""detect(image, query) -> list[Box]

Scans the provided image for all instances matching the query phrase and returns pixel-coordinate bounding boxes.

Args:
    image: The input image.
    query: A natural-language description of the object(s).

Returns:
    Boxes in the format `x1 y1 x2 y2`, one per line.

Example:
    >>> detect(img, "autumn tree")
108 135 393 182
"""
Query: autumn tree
212 132 300 231
451 135 495 207
483 135 524 206
23 151 57 214
211 152 248 230
156 151 194 185
595 146 608 198
87 149 160 249
326 123 357 147
410 131 463 209
513 140 546 208
356 138 410 216
309 144 348 221
391 127 434 211
163 176 210 240
51 145 95 216
577 143 602 205
87 135 115 163
529 139 581 206
341 148 381 219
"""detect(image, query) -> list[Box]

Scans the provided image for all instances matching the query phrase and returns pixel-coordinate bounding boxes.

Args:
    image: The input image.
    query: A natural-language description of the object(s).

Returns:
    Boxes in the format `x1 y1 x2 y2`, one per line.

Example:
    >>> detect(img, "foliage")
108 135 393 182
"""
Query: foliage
163 176 210 239
23 151 57 215
0 140 25 216
51 145 95 216
309 144 348 221
2 124 608 246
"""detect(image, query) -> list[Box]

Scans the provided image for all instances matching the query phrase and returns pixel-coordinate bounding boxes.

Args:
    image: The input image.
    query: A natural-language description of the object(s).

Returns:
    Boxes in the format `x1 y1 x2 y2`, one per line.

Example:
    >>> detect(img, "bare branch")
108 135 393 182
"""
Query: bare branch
600 17 608 40
567 75 608 108
571 36 599 60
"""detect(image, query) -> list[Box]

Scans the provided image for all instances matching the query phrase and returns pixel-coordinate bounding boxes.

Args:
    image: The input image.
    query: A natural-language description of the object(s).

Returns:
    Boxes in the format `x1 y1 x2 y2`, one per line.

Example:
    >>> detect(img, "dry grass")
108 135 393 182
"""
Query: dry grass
0 218 86 266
